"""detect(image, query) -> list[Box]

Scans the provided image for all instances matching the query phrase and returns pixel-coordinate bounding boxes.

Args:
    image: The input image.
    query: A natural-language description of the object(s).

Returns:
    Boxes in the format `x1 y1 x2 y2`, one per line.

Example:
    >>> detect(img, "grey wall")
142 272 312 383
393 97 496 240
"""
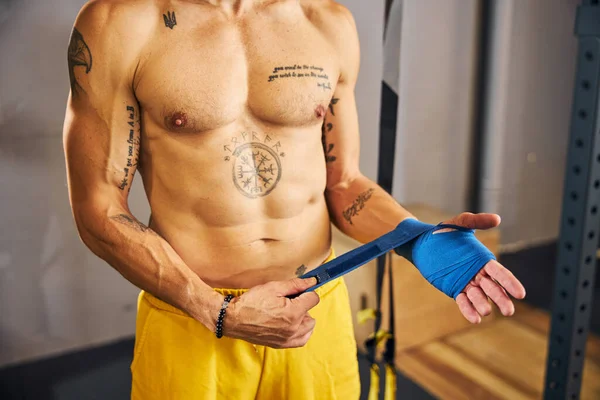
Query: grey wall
391 0 480 213
0 0 145 367
481 0 578 246
340 0 384 180
390 0 578 248
0 0 384 366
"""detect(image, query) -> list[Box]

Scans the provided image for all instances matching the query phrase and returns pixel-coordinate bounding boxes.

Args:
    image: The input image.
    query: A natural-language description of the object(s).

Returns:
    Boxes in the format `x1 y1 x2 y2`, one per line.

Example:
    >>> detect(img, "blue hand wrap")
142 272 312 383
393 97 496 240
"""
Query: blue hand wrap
394 219 496 299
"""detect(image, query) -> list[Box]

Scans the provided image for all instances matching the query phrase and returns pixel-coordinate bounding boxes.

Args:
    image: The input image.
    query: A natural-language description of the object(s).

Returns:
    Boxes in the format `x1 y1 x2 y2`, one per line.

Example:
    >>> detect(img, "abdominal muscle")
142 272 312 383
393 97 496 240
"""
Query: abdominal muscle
139 122 333 289
149 199 333 289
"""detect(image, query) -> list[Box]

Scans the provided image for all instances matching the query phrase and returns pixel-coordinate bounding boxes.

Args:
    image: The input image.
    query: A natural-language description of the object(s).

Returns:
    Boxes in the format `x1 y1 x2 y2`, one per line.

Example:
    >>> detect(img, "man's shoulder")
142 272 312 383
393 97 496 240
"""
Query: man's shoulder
300 0 356 29
300 0 358 49
300 0 359 81
76 0 159 33
72 0 162 67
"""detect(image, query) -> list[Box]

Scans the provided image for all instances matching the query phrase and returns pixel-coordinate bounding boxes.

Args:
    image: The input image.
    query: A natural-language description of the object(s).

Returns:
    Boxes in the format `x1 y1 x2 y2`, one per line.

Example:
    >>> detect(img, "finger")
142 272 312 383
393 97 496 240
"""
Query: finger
480 276 515 316
287 322 316 348
456 293 481 324
445 212 501 230
294 314 316 338
466 286 492 317
277 277 318 296
290 291 320 313
484 260 526 299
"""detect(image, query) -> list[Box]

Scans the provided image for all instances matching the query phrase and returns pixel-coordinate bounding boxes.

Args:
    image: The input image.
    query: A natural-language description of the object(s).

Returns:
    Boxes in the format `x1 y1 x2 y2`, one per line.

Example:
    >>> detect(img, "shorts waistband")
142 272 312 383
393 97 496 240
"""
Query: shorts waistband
141 248 338 317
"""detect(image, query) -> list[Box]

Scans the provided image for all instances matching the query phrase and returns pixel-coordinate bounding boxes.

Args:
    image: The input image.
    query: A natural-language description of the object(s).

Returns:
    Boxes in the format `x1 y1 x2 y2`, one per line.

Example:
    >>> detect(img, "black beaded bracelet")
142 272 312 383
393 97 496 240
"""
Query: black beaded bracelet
215 294 234 339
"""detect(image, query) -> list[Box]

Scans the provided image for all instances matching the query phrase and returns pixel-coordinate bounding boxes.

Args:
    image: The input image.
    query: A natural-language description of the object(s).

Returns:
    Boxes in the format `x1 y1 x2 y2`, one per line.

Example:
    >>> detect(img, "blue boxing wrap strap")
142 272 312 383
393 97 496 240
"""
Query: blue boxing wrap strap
300 218 496 299
299 218 431 293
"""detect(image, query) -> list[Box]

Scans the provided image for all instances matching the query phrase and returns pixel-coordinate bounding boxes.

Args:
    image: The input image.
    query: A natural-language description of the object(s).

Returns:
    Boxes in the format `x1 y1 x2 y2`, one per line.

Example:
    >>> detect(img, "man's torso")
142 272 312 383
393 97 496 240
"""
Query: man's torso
126 0 346 287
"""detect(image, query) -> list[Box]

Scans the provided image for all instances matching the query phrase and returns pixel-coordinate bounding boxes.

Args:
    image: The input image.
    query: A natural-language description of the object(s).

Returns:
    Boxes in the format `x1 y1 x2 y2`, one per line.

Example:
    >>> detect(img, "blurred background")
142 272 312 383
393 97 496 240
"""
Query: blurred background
0 0 597 399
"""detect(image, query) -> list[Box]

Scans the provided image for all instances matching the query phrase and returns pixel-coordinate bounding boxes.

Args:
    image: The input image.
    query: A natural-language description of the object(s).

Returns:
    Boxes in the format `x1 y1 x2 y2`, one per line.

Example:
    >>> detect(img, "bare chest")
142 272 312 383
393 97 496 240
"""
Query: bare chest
136 16 340 133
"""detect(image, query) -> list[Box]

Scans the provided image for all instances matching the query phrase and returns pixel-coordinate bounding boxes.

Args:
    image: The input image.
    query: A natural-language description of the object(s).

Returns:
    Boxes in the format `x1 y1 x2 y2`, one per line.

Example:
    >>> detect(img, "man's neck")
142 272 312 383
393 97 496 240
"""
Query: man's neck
201 0 274 14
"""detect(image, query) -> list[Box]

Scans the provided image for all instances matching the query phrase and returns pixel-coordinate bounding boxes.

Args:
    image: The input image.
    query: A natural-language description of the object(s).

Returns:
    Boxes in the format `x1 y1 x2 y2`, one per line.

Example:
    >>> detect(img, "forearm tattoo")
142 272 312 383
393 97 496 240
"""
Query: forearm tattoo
295 264 307 277
111 214 155 234
321 97 339 163
342 188 375 225
163 11 177 29
222 131 284 198
67 27 92 96
118 105 141 191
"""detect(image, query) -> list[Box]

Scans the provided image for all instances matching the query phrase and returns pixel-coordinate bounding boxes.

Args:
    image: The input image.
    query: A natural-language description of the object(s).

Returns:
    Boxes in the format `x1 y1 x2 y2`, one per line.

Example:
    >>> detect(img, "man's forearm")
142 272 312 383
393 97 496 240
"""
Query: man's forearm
325 174 415 243
74 206 222 331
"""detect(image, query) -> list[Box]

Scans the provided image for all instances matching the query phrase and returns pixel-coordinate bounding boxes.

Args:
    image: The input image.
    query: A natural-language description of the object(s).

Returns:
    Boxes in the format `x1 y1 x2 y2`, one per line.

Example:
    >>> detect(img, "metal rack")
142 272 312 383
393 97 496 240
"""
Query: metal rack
544 1 600 398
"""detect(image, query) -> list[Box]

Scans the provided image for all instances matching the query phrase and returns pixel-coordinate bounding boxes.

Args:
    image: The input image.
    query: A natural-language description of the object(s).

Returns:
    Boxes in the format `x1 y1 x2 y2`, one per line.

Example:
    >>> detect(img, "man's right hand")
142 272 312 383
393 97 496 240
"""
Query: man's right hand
223 277 320 349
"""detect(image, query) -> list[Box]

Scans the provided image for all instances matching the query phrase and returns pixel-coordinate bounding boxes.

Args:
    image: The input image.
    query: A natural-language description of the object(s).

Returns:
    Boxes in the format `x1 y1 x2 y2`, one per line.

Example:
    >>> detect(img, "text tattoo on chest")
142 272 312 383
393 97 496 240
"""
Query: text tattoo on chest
223 132 284 199
268 64 331 91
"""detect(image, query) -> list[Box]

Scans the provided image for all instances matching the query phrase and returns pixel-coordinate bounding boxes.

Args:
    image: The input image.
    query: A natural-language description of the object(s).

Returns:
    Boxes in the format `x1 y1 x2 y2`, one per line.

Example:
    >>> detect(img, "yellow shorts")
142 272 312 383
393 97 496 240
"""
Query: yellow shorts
131 251 361 400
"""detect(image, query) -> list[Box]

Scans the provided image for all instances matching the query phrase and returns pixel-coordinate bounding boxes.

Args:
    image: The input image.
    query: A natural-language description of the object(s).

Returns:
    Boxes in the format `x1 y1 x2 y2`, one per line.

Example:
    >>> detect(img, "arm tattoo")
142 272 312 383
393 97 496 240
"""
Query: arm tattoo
295 264 307 277
111 214 155 234
67 27 92 96
328 97 339 116
163 11 177 29
321 97 339 163
342 189 375 225
118 105 141 191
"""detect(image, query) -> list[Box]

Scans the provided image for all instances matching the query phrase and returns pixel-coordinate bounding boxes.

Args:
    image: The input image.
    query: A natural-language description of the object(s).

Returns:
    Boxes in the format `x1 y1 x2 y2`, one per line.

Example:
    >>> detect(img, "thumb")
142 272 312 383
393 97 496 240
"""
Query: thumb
445 212 501 230
278 277 318 297
290 291 321 313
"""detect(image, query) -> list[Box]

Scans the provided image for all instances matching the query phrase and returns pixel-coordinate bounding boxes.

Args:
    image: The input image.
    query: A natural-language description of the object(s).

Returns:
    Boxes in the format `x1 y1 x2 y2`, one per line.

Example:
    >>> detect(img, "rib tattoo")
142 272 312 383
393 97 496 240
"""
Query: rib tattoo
67 27 92 96
342 189 375 225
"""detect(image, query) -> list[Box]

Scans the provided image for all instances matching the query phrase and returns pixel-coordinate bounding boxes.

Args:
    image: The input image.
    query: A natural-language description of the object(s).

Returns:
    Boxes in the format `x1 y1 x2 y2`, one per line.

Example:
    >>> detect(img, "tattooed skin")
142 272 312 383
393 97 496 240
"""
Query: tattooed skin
118 105 141 191
163 11 177 29
67 27 92 96
328 97 339 116
223 132 283 198
296 265 307 277
342 189 375 225
111 214 155 234
268 64 330 88
321 97 339 163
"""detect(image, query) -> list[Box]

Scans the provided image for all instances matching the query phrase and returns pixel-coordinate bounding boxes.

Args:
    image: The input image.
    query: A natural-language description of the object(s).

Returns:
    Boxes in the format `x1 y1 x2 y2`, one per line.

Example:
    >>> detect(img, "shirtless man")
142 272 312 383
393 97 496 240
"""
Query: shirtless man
63 0 526 398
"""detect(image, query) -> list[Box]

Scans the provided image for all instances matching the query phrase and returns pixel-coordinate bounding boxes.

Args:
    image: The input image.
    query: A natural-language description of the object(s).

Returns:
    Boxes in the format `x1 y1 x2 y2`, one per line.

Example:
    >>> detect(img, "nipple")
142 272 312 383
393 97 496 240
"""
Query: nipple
169 112 188 129
315 105 327 119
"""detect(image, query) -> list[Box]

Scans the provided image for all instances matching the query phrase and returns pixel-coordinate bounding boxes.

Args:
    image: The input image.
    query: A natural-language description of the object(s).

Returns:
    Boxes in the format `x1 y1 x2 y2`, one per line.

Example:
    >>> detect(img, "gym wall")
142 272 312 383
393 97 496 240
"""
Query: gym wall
392 0 480 214
390 0 578 248
0 0 142 368
479 0 578 246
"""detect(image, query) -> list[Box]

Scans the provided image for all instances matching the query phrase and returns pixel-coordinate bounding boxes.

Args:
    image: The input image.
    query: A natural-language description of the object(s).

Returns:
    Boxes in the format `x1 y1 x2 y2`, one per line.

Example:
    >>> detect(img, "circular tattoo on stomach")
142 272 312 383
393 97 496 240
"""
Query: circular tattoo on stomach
232 143 282 198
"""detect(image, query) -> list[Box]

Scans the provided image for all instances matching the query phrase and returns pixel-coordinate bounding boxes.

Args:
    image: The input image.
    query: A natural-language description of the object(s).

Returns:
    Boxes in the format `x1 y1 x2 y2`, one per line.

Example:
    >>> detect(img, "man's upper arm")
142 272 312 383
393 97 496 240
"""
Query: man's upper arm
319 3 362 189
63 2 146 216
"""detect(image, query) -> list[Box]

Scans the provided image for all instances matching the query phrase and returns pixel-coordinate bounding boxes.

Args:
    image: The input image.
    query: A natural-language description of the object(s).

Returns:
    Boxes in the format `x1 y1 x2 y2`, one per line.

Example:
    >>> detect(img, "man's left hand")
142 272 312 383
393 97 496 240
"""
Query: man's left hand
441 213 527 324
